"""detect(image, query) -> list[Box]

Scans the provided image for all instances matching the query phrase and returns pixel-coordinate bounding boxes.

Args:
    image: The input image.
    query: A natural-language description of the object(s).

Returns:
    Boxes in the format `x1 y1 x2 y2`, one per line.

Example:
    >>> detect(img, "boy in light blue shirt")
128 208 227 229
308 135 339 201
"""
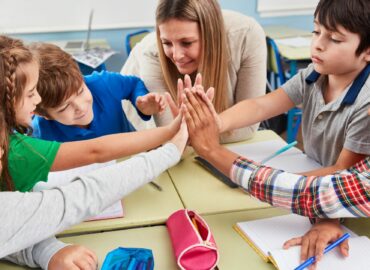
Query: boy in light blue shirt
31 43 166 142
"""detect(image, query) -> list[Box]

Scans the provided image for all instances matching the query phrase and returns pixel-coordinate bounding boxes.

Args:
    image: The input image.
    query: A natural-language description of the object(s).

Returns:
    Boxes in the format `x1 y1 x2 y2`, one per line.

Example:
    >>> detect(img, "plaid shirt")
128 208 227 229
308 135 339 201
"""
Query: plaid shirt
231 157 370 218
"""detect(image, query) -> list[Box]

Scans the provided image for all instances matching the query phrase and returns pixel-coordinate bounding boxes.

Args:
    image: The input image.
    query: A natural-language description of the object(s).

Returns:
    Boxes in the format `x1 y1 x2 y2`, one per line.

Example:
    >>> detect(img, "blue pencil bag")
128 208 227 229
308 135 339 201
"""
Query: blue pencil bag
101 247 154 270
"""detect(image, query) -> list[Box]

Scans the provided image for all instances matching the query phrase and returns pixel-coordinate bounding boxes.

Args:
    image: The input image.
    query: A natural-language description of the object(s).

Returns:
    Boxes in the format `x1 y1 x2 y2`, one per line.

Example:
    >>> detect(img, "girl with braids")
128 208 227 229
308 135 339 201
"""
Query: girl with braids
122 0 266 143
0 35 188 269
0 36 184 193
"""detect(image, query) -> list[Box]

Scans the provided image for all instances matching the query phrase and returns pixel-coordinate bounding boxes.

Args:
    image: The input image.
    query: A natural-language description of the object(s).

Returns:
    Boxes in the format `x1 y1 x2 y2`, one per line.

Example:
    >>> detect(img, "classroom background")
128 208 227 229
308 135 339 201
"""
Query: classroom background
3 0 315 72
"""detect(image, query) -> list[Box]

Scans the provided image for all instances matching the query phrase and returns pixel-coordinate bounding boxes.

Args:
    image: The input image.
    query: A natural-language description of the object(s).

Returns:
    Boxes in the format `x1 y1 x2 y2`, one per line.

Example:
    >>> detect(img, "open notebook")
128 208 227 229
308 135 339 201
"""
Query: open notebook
33 161 124 221
234 214 370 270
196 139 321 188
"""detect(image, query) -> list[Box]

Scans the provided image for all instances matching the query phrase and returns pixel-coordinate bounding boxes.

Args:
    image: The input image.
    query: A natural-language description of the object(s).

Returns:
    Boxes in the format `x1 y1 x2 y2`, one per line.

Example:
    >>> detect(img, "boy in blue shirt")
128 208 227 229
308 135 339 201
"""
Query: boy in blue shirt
31 43 166 142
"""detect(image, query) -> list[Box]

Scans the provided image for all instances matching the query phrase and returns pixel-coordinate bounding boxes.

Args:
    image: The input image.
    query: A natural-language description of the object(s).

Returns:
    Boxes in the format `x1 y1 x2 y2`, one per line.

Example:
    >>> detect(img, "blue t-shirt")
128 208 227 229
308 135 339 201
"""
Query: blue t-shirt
32 71 150 142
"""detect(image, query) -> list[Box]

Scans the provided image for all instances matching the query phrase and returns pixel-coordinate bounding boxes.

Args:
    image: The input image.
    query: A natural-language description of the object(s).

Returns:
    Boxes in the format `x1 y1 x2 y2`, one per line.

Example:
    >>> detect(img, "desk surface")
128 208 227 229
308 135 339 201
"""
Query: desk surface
264 25 311 39
2 208 370 269
0 209 290 270
0 225 178 270
167 130 281 215
264 25 311 61
60 171 184 236
205 207 290 270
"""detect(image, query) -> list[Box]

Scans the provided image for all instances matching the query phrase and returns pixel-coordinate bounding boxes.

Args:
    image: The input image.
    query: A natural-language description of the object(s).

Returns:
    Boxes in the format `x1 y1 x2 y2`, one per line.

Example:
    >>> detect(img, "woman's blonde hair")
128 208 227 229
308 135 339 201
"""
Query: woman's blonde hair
156 0 229 113
0 35 35 190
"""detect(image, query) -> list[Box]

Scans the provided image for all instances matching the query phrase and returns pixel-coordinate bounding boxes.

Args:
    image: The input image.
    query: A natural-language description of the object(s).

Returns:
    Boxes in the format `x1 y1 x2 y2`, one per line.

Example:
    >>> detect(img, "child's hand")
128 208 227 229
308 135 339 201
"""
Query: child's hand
136 93 166 116
169 117 189 154
183 88 221 158
283 219 348 270
48 245 98 270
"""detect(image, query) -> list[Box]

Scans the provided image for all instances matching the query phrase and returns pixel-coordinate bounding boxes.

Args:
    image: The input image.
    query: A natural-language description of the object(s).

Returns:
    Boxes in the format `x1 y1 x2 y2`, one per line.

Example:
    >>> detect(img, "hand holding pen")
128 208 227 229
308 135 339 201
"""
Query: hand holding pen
294 233 350 270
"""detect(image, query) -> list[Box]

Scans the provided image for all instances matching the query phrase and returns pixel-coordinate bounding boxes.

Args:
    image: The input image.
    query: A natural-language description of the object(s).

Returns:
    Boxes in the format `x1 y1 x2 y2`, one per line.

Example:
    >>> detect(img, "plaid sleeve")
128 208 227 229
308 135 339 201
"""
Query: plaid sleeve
230 157 370 218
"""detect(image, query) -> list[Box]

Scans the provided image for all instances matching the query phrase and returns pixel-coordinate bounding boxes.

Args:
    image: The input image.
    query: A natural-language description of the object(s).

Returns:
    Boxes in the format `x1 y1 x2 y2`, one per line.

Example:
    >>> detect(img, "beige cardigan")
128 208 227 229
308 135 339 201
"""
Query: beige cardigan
122 10 267 143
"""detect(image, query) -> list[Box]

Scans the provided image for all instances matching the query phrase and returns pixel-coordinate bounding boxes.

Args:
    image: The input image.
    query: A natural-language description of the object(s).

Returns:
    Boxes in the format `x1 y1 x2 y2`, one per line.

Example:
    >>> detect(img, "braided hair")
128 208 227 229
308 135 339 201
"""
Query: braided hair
0 35 35 190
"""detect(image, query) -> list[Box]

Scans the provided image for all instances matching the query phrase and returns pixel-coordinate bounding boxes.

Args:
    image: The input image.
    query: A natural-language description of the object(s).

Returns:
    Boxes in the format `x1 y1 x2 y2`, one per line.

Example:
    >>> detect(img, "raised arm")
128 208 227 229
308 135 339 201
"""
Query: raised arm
51 115 181 171
183 89 370 219
220 88 294 133
230 156 370 218
0 142 182 258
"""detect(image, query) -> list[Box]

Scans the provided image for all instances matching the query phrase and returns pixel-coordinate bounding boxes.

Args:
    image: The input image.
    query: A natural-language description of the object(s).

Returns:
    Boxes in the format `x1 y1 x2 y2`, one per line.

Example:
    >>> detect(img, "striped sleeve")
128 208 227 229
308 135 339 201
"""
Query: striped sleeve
230 157 370 218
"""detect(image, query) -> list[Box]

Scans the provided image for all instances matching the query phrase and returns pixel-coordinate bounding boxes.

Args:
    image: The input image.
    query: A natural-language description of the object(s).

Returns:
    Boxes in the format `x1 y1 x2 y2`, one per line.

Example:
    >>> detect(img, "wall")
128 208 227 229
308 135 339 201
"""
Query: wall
11 0 314 72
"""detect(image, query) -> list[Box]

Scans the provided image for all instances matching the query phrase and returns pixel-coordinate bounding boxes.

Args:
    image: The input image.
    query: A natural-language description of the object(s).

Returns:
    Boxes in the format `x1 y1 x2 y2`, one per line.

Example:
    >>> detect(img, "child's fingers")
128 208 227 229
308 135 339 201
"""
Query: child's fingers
185 89 205 121
339 240 349 257
183 93 201 128
75 258 95 270
314 240 327 262
283 237 302 249
300 236 311 263
192 88 213 121
200 88 218 120
159 95 166 106
183 103 196 133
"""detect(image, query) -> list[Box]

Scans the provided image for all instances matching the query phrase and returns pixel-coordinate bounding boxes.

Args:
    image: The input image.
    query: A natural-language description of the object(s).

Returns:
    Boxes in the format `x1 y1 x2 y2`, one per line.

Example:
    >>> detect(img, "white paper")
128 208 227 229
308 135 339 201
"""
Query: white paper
33 161 124 221
72 47 116 68
275 36 311 47
228 139 321 173
236 214 357 258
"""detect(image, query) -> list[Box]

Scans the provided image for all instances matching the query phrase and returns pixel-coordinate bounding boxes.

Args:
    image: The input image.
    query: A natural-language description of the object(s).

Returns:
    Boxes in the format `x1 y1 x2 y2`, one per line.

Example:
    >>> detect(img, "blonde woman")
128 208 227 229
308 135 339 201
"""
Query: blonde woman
122 0 267 143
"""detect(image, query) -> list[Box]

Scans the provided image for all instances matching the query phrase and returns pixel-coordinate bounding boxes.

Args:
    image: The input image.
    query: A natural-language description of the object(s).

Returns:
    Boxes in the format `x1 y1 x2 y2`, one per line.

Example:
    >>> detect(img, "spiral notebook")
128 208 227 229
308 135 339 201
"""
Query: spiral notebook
234 214 370 270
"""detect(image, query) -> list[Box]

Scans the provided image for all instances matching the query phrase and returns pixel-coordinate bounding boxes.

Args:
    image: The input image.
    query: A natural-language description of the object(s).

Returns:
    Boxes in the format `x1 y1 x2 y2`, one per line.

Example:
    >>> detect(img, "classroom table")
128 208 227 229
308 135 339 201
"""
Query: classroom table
0 225 178 270
1 204 369 269
167 130 281 215
59 171 184 236
263 25 311 74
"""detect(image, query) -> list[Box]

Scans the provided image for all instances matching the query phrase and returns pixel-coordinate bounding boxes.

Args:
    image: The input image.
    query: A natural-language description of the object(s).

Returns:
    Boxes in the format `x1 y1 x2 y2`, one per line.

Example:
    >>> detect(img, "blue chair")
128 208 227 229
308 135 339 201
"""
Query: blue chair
266 37 302 143
125 30 150 55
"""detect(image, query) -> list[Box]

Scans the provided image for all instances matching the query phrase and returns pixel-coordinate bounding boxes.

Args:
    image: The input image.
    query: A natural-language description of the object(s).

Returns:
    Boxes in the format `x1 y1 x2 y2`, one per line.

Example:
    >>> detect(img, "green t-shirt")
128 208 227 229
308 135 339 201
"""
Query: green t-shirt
8 133 61 192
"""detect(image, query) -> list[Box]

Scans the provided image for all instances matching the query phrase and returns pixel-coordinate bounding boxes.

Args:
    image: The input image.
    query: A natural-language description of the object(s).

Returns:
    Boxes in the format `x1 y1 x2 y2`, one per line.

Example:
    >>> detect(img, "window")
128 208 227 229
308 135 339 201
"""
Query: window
257 0 319 17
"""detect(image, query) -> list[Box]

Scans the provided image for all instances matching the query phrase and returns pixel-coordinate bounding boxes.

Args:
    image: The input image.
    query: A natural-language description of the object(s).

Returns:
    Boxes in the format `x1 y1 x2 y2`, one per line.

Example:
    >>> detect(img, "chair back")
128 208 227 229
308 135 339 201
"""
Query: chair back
126 30 150 55
266 37 286 85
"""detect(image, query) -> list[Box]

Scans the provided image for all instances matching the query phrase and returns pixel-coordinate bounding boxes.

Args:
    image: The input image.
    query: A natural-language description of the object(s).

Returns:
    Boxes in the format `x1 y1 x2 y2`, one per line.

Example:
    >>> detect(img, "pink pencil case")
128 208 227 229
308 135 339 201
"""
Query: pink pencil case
166 209 219 270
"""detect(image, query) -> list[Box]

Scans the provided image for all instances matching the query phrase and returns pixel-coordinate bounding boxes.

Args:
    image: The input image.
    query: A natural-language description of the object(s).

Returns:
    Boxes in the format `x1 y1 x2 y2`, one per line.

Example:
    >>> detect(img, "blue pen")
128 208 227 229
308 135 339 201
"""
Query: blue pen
294 233 350 270
260 141 298 164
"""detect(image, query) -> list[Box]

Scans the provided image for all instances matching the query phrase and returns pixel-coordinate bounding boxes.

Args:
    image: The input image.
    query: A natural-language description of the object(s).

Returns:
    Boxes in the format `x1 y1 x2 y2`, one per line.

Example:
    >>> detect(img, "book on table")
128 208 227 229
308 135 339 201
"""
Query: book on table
234 214 370 270
195 139 321 188
33 161 124 221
